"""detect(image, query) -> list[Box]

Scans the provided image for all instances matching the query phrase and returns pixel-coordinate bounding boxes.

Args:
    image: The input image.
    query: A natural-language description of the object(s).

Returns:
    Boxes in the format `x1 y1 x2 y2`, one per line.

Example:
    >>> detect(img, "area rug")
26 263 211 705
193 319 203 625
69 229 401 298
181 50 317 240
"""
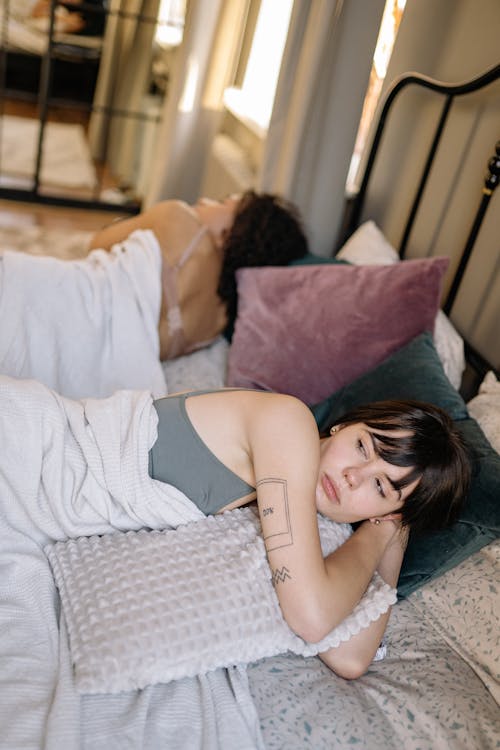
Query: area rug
0 115 98 189
0 222 92 260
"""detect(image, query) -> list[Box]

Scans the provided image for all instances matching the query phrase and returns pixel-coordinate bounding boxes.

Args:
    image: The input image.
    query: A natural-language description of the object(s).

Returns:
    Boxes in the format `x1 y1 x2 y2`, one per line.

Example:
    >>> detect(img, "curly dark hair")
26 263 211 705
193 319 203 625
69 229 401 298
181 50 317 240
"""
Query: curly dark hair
217 191 308 328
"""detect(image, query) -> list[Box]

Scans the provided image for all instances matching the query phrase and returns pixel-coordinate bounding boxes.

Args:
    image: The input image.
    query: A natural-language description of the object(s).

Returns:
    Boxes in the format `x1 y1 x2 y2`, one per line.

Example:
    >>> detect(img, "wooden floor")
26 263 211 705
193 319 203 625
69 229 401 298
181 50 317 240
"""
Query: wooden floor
0 198 128 233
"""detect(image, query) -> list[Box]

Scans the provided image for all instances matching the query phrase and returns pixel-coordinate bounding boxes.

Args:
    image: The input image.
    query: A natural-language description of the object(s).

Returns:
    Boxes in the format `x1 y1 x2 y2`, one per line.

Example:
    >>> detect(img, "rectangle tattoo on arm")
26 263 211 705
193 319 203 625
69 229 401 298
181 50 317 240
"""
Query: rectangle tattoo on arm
257 478 293 551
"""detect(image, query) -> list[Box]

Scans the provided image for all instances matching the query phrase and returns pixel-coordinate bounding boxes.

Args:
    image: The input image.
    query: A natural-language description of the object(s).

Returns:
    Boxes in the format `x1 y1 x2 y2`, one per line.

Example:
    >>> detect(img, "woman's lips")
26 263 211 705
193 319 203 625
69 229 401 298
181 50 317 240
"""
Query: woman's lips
321 473 340 504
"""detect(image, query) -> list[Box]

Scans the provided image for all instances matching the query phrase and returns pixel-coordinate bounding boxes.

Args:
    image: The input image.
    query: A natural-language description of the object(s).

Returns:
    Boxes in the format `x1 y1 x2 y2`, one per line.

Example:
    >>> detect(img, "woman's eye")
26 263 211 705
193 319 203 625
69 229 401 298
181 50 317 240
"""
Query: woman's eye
375 478 385 497
357 439 367 457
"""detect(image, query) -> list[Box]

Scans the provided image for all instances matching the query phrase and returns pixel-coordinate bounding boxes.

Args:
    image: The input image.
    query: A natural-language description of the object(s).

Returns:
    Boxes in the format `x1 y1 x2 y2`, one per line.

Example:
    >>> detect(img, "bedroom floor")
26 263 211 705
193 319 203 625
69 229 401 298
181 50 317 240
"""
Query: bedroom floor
0 199 127 233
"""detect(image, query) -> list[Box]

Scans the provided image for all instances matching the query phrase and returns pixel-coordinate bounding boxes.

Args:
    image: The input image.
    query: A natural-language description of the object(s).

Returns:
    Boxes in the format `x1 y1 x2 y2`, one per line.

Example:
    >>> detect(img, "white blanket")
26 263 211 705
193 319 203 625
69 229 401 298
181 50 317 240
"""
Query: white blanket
0 375 265 750
0 229 167 400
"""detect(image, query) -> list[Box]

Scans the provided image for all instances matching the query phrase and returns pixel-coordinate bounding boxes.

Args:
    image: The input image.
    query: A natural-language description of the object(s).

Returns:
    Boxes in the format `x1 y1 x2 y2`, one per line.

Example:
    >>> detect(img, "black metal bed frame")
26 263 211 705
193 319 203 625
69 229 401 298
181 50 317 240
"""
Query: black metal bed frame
340 63 500 388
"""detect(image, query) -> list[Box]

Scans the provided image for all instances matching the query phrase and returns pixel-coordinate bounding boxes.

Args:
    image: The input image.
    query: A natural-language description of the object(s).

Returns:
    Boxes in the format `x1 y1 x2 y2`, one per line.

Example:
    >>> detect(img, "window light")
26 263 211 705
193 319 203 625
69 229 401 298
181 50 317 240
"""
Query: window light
346 0 407 193
155 0 186 49
224 0 293 137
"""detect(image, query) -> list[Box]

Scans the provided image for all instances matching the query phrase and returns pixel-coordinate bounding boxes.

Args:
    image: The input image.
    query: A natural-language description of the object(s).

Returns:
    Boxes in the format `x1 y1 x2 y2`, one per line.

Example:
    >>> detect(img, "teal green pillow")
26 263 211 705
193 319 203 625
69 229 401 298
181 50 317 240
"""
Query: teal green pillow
399 416 499 596
311 332 468 430
310 332 499 598
289 253 348 266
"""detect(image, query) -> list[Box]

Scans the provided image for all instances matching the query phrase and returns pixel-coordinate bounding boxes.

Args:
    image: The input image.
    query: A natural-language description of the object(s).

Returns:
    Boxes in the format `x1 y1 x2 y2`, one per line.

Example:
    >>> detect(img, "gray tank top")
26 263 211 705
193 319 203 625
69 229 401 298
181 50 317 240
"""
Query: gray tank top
148 391 255 515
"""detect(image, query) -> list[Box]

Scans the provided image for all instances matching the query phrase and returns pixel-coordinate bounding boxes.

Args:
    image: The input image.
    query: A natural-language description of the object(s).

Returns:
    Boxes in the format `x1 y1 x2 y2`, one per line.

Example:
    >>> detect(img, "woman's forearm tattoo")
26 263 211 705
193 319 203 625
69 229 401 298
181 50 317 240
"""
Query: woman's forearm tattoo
257 477 293 551
271 566 291 586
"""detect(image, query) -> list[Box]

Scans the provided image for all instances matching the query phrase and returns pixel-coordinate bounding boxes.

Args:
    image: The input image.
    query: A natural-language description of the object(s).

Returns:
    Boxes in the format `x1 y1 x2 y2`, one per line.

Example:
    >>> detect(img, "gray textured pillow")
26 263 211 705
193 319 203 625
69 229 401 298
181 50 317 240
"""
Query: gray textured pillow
46 508 396 694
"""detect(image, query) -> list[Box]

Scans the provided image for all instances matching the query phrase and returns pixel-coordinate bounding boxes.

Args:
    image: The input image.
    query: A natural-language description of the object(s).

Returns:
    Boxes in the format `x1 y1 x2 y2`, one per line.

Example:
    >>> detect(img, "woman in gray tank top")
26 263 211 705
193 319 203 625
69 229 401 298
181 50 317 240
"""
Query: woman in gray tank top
147 388 470 679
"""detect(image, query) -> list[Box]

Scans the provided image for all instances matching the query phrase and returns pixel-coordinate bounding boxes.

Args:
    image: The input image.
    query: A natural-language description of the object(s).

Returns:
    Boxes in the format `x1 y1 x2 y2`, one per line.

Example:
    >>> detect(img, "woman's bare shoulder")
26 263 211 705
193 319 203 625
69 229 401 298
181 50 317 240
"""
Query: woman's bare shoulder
188 389 315 429
243 391 319 440
153 199 198 223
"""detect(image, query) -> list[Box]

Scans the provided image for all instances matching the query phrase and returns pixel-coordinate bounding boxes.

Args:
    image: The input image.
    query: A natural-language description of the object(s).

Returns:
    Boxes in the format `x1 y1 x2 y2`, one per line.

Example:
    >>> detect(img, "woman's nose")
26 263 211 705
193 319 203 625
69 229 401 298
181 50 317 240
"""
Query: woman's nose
343 467 363 489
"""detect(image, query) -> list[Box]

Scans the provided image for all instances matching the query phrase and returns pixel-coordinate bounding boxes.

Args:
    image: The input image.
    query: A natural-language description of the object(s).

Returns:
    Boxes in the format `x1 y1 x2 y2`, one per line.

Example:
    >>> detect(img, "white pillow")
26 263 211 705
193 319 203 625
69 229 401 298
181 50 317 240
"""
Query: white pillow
336 220 400 265
467 371 500 455
432 310 465 391
46 508 396 694
337 221 465 389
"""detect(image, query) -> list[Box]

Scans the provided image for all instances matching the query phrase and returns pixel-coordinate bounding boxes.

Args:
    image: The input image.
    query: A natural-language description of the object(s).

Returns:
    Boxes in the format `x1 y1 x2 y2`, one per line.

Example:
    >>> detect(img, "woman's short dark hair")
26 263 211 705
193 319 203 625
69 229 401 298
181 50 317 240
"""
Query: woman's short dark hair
217 190 308 325
327 399 471 534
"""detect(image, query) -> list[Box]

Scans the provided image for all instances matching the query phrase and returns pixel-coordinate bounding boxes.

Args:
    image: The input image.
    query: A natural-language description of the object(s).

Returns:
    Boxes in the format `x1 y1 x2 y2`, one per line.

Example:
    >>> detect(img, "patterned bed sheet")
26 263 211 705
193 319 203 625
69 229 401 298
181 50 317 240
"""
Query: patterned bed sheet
247 539 499 750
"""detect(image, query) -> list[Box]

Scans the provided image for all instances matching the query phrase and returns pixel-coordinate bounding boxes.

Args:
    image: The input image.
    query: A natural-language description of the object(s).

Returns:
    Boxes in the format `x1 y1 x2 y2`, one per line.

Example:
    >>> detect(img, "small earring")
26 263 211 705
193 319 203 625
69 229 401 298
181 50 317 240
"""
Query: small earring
330 426 338 435
374 519 381 525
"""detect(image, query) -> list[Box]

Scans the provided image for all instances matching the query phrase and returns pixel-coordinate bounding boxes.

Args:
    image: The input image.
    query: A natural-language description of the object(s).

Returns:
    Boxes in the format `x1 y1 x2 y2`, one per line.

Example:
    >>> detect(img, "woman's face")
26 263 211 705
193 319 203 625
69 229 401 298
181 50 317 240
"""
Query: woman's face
315 423 419 524
193 196 240 244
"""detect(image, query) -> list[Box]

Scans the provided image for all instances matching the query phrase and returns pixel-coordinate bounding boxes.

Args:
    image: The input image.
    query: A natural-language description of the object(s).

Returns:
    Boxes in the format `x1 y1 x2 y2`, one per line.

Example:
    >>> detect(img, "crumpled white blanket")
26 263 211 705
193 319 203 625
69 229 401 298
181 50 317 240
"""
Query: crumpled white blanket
0 229 167 399
0 375 264 750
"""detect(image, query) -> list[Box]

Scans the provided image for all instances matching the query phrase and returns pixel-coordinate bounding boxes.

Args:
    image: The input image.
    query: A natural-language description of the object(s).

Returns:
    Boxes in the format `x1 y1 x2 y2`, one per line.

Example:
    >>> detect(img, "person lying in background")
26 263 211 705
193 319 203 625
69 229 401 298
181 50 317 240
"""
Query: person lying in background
89 191 308 359
0 191 308 400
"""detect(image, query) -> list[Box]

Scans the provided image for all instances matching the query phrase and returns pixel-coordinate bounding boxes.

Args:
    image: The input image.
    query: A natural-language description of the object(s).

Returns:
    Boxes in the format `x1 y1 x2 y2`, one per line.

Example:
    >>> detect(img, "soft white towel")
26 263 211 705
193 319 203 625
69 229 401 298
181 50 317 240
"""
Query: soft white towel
0 228 167 399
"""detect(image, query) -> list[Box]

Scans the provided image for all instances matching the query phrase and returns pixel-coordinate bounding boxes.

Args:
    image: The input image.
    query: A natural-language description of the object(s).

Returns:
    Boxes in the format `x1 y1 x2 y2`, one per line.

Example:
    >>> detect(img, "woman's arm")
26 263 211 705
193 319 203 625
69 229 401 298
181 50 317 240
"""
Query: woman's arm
88 205 165 251
88 201 193 253
318 523 408 679
250 397 399 643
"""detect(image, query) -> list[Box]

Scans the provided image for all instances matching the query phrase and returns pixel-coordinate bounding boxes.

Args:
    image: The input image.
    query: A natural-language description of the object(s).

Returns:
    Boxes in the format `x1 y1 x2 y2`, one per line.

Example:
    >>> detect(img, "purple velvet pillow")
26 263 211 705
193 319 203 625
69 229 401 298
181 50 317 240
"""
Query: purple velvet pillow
226 258 449 404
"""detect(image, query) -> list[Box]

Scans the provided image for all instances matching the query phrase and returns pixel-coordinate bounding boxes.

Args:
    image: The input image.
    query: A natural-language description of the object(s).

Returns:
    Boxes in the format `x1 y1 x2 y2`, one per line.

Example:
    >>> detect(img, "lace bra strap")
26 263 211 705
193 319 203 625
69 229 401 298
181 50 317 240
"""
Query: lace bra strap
161 225 209 358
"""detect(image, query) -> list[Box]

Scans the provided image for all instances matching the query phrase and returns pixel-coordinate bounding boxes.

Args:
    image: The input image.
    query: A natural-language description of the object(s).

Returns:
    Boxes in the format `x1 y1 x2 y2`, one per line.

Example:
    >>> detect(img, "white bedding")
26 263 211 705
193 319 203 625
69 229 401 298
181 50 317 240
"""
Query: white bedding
0 229 167 400
0 222 497 750
0 374 264 750
1 337 498 750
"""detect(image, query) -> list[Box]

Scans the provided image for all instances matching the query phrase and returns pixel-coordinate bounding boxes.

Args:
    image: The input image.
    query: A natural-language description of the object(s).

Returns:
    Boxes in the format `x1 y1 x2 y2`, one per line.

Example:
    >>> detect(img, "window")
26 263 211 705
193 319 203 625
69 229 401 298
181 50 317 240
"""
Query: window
346 0 407 193
223 0 293 138
155 0 186 49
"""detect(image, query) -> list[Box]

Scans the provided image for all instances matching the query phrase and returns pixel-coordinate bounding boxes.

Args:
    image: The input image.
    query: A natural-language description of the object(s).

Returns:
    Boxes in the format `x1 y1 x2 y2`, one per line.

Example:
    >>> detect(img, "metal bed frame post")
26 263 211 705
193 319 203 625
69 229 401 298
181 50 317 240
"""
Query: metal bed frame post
443 140 500 314
345 64 500 253
33 0 58 195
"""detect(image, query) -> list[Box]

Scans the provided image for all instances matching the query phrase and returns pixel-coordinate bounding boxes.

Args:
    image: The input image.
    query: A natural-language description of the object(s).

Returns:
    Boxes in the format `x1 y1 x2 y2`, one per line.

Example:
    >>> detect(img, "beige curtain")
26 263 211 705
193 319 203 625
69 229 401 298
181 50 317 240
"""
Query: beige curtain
259 0 386 256
88 0 160 187
144 0 247 206
144 0 385 252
